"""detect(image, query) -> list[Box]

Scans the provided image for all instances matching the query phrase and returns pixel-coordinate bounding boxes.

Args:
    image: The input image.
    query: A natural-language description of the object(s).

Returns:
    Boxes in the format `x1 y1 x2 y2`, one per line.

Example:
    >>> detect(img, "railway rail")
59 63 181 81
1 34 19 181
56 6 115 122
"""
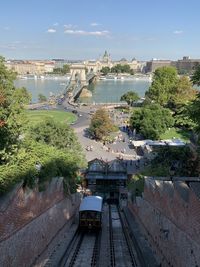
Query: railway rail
109 204 143 267
45 204 146 267
58 230 101 267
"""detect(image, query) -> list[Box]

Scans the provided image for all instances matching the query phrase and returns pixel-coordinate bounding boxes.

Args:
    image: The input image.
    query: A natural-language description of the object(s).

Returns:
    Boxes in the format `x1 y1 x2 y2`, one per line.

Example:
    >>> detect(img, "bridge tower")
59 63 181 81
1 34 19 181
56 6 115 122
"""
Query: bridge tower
70 64 87 85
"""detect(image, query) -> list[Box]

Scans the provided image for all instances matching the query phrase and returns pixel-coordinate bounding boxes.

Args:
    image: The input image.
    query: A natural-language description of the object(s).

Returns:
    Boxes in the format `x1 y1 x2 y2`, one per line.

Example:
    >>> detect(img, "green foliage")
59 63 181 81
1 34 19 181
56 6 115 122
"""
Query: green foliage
101 67 110 75
62 64 70 74
101 64 134 75
120 91 139 106
29 117 83 153
53 64 70 74
173 105 195 130
127 174 144 197
191 64 200 86
0 139 85 195
146 67 196 111
38 93 47 103
111 64 133 74
13 87 32 105
130 104 174 140
168 76 197 108
160 127 191 142
0 57 31 163
89 108 117 140
188 92 200 132
142 146 197 177
146 66 178 106
0 56 86 195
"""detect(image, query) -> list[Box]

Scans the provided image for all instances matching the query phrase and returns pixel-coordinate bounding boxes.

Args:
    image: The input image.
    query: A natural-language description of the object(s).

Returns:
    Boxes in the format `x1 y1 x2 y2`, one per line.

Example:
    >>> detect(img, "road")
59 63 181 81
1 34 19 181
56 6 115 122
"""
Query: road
64 103 145 174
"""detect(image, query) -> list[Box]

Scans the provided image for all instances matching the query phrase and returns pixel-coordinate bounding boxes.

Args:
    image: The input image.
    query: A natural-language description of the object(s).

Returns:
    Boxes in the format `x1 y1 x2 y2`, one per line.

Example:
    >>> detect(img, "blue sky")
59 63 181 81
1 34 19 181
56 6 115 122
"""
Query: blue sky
0 0 200 60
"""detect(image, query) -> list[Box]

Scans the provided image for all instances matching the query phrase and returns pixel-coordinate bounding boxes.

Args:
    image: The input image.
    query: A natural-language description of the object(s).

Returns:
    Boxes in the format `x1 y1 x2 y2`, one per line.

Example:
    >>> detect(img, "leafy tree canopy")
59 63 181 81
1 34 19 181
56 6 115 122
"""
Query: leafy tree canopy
145 66 179 106
169 76 197 108
38 93 47 103
30 117 84 154
130 104 174 140
53 64 70 74
191 64 200 86
0 57 86 195
89 108 116 140
111 64 133 74
188 93 200 133
101 66 110 75
120 91 139 106
0 57 31 163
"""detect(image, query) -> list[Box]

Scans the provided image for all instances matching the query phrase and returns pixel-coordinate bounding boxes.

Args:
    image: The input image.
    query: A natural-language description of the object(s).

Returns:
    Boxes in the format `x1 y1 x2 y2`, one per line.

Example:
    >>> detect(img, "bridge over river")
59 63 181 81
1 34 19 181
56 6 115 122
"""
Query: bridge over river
63 64 97 105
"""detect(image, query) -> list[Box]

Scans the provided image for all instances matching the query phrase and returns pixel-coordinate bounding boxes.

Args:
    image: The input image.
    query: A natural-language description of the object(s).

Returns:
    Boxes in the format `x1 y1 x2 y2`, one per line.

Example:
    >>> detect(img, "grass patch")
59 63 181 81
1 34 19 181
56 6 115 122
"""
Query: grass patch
160 127 191 142
141 164 169 177
26 110 77 125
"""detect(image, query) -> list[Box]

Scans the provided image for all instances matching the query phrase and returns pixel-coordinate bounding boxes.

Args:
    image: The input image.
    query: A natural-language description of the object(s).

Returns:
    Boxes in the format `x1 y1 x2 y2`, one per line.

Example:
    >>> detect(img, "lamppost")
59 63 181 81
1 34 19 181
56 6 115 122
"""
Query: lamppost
169 165 175 181
34 162 42 185
35 162 42 172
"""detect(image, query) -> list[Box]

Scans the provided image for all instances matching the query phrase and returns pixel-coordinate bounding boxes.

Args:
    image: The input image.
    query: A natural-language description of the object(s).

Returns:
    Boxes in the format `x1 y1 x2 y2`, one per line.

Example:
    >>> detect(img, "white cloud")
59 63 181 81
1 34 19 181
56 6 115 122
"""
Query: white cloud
90 22 101 27
47 28 56 33
53 22 59 26
64 24 73 29
64 29 109 36
173 30 183 34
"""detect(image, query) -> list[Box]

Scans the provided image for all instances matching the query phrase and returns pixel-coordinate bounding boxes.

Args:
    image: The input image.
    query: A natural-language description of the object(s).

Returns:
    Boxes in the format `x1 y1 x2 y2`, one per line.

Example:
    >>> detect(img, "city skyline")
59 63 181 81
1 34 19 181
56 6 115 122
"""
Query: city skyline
1 0 200 60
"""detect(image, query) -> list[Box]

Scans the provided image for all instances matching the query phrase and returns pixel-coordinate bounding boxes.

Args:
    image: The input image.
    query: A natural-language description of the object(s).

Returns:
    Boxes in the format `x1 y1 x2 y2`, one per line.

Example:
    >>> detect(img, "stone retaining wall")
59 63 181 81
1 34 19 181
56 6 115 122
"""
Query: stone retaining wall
128 177 200 267
0 178 81 267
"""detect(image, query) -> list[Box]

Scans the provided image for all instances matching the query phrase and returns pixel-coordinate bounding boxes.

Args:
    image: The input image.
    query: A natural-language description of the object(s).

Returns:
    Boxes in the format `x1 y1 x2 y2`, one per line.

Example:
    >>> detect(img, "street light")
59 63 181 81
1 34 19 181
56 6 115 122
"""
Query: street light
169 165 175 181
35 162 42 172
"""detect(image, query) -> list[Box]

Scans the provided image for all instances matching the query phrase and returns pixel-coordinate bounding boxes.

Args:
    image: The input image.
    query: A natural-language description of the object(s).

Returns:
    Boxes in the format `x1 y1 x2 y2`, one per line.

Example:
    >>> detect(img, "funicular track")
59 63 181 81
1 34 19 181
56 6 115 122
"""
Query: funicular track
109 204 143 267
109 205 116 267
59 229 101 267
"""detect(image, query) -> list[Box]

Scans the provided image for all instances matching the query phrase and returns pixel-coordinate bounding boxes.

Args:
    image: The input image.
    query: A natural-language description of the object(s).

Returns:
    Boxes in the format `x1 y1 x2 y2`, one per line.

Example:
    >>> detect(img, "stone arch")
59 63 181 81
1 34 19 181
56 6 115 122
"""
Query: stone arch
70 64 86 84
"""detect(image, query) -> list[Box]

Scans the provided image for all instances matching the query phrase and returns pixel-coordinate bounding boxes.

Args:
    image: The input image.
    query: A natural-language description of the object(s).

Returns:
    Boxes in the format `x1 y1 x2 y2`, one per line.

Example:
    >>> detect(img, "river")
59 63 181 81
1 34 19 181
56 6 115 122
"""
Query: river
15 78 151 104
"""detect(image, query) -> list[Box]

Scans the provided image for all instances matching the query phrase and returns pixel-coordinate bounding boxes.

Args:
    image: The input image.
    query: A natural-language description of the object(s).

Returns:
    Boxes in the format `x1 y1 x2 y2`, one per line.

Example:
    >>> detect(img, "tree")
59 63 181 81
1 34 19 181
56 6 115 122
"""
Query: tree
13 87 31 105
30 117 83 153
0 56 86 195
62 64 70 74
165 76 197 129
130 104 174 140
0 57 30 163
120 91 139 106
191 64 200 86
189 93 200 132
89 108 116 140
38 93 47 103
53 64 70 75
145 66 178 106
101 66 110 75
111 64 132 74
169 76 197 107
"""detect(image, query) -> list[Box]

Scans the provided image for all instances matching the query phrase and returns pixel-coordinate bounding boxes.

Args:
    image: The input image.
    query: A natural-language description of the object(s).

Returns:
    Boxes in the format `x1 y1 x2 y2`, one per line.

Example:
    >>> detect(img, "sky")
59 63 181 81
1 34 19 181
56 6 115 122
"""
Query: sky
0 0 200 61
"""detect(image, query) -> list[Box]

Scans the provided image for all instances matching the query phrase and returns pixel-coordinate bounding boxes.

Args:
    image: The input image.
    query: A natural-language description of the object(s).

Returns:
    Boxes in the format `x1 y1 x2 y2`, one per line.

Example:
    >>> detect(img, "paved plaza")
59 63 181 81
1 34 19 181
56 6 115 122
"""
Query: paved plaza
71 106 146 175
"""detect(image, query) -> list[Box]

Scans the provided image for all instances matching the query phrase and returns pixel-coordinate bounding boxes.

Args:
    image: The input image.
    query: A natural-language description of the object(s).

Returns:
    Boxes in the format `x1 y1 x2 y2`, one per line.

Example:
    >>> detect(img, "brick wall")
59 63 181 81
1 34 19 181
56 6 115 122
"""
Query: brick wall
0 178 81 267
128 178 200 267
